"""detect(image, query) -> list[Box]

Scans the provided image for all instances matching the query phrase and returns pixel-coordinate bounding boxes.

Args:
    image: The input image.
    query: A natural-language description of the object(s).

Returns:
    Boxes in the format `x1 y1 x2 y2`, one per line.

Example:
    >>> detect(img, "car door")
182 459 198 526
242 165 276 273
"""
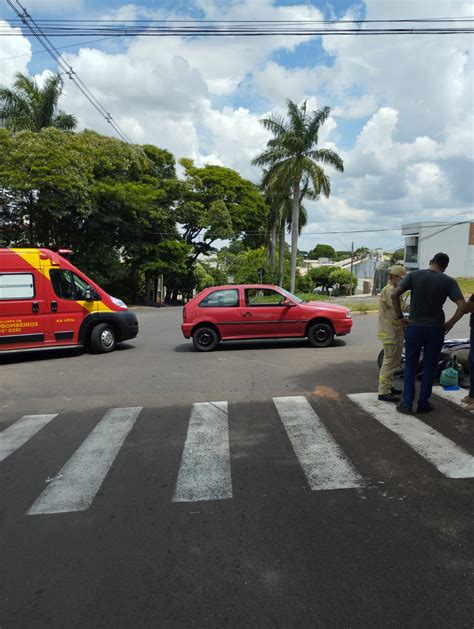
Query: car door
45 267 97 345
196 287 242 338
0 268 53 350
241 288 301 337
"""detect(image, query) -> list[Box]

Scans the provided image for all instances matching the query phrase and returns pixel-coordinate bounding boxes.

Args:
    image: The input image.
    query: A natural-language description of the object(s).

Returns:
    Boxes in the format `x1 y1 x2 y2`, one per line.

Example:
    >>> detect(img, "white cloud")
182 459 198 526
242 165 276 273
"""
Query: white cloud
333 94 379 120
252 62 322 107
0 20 31 83
17 0 84 11
320 0 473 140
405 162 451 205
0 0 472 252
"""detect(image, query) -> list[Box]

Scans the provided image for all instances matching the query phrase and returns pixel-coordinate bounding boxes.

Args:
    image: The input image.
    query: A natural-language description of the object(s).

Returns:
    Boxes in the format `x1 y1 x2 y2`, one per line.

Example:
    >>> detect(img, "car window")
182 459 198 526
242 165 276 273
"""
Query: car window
72 273 91 299
245 288 286 306
50 269 91 300
199 289 239 308
278 287 304 304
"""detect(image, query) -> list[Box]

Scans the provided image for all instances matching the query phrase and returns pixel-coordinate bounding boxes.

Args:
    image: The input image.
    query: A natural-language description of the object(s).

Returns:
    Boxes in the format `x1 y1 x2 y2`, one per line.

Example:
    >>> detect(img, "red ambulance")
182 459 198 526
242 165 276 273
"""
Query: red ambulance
0 248 139 354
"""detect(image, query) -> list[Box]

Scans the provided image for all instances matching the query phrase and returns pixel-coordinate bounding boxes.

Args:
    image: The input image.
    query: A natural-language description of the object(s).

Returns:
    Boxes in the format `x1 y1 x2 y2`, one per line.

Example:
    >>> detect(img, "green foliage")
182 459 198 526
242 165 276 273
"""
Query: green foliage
295 271 312 292
194 262 227 291
0 126 275 302
230 247 278 285
178 160 269 259
308 265 334 293
0 72 77 132
353 246 370 260
309 244 336 259
389 248 405 264
294 292 330 302
306 265 356 295
346 301 378 313
334 250 351 261
328 268 357 295
253 99 344 291
194 263 215 291
0 128 179 302
456 277 474 294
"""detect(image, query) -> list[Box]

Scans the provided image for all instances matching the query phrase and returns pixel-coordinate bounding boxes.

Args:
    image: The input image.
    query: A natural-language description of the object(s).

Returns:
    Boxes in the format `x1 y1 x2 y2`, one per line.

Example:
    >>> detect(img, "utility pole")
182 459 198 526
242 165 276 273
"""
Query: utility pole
350 241 354 275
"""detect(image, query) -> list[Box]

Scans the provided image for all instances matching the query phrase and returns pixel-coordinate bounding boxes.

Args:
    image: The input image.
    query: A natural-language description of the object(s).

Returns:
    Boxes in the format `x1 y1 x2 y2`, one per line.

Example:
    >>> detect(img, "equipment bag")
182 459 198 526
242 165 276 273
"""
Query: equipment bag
439 355 460 387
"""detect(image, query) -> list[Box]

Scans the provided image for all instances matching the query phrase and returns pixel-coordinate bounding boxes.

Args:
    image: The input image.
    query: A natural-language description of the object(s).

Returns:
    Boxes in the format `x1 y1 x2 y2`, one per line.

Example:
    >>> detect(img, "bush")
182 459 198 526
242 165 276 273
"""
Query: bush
308 265 333 293
296 271 312 292
328 268 357 296
347 301 378 313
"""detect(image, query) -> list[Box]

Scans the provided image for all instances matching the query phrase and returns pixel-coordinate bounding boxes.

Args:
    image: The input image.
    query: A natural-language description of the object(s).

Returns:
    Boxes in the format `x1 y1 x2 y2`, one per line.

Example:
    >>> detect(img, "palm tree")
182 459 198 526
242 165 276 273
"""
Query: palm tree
264 176 312 287
0 72 77 132
253 100 344 292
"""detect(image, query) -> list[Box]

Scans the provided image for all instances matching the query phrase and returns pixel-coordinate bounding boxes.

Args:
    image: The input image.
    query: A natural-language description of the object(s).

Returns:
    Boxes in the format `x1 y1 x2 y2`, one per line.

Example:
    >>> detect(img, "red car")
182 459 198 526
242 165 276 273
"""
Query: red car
181 284 352 351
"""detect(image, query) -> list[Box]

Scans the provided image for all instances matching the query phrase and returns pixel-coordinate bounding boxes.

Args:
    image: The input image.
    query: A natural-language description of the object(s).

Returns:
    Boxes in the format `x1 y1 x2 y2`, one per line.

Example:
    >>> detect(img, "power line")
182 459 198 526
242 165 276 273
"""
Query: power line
5 1 131 143
1 17 473 36
143 221 471 238
5 17 474 23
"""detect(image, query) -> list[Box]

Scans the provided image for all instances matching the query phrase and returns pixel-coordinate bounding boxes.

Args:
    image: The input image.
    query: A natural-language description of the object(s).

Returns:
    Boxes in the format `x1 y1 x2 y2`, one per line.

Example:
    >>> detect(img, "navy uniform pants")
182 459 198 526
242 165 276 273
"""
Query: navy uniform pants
402 324 444 409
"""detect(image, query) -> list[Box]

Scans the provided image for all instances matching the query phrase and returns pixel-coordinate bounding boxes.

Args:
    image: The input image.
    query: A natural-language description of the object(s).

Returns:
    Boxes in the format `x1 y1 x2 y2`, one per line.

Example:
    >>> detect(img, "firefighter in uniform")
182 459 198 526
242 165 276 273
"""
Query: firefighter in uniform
378 265 408 402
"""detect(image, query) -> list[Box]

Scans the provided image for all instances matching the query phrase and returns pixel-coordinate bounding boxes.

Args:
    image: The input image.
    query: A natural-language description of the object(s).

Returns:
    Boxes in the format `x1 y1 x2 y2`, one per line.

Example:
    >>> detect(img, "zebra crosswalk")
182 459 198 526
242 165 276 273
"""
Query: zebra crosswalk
0 389 472 516
274 396 364 491
349 393 474 478
28 407 142 515
173 401 232 503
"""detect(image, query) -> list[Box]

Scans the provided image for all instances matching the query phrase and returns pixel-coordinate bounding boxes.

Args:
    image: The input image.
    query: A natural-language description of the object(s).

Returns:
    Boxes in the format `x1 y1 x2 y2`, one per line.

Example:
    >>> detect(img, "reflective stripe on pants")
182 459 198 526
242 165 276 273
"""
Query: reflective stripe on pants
378 339 403 395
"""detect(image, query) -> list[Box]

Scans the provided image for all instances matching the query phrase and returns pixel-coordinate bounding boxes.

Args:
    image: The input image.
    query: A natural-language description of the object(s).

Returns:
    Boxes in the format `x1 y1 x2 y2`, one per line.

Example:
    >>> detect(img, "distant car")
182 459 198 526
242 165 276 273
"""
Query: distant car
181 284 352 352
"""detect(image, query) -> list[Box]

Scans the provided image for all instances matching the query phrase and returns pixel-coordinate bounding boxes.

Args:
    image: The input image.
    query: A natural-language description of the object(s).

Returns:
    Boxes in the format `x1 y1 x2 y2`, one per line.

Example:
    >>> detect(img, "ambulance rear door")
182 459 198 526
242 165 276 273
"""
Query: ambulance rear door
0 264 53 351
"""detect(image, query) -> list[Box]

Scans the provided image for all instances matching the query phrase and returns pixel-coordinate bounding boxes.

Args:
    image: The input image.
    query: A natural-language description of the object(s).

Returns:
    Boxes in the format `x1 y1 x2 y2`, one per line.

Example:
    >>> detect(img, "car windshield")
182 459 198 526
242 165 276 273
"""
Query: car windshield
278 288 305 304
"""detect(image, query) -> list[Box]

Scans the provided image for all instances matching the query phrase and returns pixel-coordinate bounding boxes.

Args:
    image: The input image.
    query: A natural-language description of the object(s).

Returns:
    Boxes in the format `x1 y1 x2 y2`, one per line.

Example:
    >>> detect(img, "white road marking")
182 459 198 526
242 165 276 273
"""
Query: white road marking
433 386 472 409
349 393 474 478
173 401 232 502
28 407 142 515
0 414 58 463
273 396 364 491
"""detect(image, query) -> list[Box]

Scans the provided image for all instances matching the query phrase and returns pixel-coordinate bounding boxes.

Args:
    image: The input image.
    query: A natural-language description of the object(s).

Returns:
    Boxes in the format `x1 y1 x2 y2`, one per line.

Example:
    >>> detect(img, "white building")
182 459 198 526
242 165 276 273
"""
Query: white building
299 250 385 280
402 221 474 277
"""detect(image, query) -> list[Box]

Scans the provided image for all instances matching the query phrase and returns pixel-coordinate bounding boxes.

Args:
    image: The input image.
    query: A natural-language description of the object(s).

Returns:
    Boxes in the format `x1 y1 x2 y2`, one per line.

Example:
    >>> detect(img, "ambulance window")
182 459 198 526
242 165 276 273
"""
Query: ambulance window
0 273 35 300
72 273 90 299
50 269 76 300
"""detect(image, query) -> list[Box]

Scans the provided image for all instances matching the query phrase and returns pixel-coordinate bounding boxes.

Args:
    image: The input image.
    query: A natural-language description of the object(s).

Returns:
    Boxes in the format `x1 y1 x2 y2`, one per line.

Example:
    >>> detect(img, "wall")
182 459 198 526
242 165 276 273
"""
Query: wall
418 223 473 277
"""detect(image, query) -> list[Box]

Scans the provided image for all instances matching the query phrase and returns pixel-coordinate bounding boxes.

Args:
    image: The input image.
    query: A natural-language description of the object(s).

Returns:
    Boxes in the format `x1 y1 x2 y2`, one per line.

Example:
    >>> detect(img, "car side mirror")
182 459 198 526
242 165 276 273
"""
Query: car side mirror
84 288 95 302
282 299 296 307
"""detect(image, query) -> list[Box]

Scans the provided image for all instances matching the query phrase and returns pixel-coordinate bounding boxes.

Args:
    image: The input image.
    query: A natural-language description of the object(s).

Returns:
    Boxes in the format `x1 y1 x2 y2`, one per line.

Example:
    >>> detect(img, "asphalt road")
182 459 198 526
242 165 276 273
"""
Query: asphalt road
0 307 472 628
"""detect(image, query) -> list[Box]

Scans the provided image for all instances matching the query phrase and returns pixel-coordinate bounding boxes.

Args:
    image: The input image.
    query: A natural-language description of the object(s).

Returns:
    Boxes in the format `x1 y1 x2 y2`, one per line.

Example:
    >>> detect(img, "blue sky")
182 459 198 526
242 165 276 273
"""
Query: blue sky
0 0 472 254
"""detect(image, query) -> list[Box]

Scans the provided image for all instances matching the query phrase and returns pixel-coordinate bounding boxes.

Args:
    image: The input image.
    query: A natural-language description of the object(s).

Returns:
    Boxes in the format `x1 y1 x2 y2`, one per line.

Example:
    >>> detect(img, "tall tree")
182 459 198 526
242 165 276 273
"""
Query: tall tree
177 159 269 263
0 128 178 302
263 174 312 287
309 243 336 259
0 72 77 132
253 100 344 291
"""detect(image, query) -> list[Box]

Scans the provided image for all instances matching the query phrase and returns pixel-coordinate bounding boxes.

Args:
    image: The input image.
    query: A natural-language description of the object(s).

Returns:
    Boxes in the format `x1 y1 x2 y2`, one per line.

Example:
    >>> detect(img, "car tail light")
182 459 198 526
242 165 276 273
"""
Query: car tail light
183 306 187 321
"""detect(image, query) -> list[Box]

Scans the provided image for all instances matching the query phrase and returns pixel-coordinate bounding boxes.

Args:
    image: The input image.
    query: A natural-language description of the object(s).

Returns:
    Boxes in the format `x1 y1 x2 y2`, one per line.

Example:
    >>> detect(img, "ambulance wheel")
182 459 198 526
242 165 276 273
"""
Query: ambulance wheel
90 323 116 353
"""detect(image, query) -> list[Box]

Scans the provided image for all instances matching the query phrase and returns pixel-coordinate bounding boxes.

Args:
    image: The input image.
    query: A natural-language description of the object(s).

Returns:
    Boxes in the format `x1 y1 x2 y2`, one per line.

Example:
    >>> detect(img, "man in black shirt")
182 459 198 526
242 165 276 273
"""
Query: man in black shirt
391 253 465 414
